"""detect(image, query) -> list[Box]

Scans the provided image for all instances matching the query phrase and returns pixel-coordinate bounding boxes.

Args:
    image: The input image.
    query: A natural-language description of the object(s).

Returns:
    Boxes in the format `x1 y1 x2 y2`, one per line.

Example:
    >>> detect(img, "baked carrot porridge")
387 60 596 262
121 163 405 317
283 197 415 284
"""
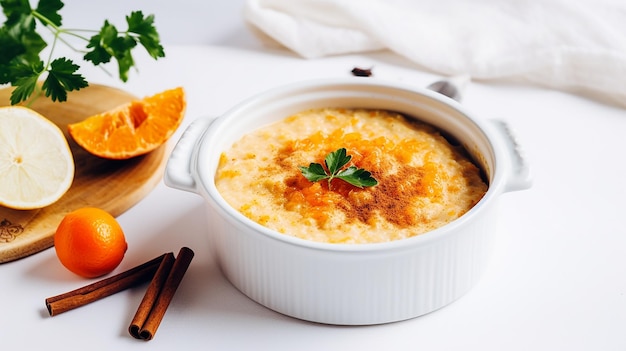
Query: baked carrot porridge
215 108 487 244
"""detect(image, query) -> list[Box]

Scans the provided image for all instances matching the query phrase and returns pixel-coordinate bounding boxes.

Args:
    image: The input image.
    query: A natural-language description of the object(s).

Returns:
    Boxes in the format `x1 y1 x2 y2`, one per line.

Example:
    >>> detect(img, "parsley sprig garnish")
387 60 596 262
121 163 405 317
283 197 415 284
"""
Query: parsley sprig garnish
299 148 378 189
0 0 165 105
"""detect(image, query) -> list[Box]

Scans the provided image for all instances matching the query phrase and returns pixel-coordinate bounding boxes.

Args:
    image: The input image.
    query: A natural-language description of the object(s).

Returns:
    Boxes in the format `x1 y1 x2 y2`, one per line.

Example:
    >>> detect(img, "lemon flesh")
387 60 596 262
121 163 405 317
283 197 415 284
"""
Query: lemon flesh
0 106 75 209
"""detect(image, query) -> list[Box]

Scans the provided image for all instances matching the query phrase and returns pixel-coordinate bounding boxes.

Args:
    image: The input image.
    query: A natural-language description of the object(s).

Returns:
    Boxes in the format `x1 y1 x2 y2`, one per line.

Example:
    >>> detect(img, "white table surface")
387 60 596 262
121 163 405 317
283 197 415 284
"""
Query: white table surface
2 1 625 350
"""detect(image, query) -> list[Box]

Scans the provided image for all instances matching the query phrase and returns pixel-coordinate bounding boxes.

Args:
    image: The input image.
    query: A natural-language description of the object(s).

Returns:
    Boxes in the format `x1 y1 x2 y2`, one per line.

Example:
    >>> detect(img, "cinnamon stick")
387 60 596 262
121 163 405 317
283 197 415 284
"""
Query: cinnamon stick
129 246 195 340
45 253 172 316
128 250 176 338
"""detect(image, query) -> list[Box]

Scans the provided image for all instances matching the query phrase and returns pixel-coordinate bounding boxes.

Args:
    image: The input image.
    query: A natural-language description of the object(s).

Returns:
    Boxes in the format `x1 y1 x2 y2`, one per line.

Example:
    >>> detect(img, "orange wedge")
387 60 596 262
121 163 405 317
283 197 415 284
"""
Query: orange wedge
68 87 186 159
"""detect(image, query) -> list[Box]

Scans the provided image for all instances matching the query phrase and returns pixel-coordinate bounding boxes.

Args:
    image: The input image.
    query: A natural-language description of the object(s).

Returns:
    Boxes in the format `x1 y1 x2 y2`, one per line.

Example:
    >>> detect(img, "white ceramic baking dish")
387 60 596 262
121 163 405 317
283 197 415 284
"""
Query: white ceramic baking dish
164 78 532 325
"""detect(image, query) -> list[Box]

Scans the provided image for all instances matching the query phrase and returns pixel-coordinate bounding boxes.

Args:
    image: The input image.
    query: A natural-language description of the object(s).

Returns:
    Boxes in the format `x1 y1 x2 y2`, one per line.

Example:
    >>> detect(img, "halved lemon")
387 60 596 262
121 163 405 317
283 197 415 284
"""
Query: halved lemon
0 106 75 210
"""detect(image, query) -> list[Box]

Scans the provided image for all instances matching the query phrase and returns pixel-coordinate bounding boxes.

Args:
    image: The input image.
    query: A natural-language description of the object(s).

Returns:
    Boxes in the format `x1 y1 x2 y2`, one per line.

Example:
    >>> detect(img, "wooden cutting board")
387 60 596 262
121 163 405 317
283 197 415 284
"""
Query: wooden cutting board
0 85 170 263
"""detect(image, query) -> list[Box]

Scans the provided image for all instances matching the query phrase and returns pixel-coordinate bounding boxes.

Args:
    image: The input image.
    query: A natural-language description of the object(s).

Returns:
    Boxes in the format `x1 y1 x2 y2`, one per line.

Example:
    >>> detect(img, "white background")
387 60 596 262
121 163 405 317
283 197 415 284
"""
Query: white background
1 1 625 350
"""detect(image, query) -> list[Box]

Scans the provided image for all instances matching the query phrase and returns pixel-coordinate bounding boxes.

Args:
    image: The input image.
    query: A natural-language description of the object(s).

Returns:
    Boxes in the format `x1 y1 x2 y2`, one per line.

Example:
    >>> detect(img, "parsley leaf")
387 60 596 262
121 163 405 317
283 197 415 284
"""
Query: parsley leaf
335 166 378 188
126 11 164 59
299 163 328 183
11 70 39 105
325 147 352 176
42 58 88 102
84 21 117 65
1 0 32 21
299 148 378 189
0 0 164 104
35 0 62 27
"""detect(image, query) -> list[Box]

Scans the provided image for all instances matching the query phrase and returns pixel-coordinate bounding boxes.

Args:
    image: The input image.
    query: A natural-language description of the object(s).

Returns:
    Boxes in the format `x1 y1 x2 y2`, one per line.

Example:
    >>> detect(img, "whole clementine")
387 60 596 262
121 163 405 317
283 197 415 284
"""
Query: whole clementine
54 207 128 278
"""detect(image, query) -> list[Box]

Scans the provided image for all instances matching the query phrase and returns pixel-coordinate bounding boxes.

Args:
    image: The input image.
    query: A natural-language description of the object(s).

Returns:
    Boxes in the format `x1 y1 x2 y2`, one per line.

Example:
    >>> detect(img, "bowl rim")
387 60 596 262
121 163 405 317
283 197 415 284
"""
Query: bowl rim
196 78 507 253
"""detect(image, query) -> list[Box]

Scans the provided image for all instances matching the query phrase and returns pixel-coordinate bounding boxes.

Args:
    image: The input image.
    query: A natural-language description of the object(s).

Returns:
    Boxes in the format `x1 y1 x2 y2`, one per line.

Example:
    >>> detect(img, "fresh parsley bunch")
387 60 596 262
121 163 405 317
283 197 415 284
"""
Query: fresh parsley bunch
299 148 378 189
0 0 165 105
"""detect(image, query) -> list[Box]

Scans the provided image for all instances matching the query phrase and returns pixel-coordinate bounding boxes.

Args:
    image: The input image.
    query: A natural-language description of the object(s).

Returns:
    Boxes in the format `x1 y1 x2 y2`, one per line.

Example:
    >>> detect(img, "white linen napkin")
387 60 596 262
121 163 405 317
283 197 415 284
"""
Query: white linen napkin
244 0 626 108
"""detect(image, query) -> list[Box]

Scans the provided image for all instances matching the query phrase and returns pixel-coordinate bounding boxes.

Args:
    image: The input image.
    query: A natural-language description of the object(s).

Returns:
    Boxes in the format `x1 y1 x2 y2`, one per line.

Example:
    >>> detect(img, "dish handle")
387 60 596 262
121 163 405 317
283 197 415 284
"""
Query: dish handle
164 117 216 193
489 119 533 193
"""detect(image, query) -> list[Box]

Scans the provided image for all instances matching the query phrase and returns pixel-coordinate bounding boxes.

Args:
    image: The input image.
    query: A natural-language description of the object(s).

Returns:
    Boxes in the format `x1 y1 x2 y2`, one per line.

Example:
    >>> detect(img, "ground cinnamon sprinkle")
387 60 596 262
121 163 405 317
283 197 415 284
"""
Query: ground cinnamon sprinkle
354 166 425 227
